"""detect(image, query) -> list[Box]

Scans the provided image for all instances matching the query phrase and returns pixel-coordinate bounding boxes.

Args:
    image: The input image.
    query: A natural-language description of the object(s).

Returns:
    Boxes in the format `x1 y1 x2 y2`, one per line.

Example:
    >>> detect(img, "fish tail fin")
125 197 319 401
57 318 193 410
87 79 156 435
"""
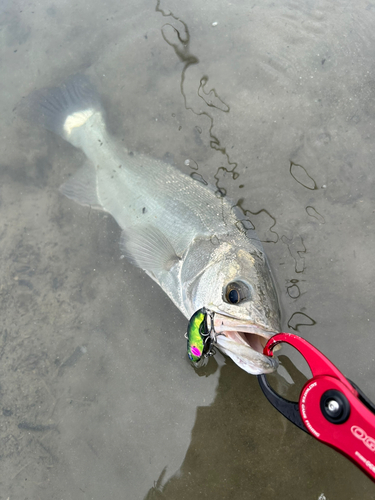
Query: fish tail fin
20 75 103 140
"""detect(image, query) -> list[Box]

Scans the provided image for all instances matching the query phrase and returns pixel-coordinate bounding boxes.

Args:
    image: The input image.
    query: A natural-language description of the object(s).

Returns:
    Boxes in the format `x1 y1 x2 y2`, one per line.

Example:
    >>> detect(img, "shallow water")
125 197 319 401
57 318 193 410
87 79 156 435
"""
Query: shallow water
1 0 375 498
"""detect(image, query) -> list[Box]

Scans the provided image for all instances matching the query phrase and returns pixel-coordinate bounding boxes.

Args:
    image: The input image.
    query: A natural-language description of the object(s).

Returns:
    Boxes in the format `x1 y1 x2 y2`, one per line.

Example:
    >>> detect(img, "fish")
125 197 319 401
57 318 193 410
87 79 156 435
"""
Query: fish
22 75 281 374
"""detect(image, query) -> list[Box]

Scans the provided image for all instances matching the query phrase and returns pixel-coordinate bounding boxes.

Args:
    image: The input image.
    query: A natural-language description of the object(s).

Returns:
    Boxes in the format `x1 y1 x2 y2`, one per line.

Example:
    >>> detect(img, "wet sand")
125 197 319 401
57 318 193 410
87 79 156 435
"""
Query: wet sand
1 0 375 498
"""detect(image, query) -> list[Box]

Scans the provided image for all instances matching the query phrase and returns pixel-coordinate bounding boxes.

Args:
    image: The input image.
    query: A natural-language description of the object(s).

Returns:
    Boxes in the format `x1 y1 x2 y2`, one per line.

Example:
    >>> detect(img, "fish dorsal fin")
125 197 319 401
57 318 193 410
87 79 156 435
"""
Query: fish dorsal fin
59 162 105 211
120 226 180 274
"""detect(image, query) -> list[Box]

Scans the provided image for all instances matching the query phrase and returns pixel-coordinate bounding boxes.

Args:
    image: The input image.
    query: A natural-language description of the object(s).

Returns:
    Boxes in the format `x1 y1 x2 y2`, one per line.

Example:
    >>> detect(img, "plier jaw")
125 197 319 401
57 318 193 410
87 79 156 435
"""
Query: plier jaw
257 332 375 482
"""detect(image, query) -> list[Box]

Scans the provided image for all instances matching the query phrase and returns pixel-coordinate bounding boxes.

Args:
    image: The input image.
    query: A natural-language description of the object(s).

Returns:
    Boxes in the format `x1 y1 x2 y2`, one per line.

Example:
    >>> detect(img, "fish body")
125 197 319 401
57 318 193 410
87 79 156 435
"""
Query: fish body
24 75 281 374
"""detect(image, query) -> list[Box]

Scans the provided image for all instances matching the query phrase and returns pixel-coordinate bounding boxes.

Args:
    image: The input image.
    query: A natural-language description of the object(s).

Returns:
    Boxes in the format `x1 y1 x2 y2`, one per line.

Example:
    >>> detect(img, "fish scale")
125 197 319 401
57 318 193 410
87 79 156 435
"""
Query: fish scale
77 120 236 255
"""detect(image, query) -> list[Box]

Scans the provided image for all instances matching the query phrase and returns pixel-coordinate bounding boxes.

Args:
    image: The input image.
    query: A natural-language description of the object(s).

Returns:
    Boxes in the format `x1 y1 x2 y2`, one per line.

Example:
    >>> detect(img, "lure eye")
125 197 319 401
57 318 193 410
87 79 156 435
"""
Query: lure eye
224 281 251 304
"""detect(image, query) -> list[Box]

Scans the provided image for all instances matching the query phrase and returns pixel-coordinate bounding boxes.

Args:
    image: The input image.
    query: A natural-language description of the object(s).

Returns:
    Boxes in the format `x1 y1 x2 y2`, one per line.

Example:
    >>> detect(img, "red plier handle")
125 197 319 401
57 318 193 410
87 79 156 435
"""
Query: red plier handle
257 332 375 482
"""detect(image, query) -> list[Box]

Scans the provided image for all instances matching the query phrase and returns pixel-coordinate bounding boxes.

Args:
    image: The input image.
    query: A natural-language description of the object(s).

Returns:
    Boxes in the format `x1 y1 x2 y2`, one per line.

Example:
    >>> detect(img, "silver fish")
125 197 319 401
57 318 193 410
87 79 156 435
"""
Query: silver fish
23 75 281 374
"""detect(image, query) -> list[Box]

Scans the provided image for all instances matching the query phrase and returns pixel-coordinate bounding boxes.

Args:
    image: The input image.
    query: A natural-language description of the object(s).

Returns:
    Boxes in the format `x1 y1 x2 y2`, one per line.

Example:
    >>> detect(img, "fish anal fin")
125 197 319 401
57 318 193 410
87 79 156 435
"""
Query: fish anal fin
59 161 105 211
120 226 180 274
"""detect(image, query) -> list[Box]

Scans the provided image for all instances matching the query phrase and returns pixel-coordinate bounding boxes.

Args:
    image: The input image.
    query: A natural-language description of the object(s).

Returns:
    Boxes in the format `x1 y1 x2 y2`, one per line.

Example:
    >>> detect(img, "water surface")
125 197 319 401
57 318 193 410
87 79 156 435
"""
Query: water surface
1 1 375 498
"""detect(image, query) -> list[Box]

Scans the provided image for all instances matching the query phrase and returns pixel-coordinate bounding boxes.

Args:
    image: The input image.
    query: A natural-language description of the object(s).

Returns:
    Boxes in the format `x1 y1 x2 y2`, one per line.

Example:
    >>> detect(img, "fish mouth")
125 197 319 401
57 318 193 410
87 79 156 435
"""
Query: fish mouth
212 313 279 375
223 330 268 352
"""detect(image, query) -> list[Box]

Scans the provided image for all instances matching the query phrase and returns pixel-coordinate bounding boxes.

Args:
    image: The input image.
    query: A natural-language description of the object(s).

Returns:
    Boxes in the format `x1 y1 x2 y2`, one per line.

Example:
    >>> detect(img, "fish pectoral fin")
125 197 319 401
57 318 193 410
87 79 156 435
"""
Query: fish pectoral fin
59 161 105 211
120 226 180 274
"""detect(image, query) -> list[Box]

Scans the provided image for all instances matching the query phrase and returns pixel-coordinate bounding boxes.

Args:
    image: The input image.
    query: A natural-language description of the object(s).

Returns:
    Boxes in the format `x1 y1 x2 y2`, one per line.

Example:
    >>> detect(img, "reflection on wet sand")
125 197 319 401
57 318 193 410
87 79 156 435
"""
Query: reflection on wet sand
145 356 372 500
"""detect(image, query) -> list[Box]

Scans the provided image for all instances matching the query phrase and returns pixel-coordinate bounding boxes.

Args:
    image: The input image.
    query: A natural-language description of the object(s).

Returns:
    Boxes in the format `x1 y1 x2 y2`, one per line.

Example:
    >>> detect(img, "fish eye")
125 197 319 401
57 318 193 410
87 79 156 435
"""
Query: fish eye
224 281 251 304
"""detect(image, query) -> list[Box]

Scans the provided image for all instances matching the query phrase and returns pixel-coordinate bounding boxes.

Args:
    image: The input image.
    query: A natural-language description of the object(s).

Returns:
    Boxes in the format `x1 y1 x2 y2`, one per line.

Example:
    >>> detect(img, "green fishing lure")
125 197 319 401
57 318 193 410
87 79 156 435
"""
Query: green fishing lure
186 308 215 367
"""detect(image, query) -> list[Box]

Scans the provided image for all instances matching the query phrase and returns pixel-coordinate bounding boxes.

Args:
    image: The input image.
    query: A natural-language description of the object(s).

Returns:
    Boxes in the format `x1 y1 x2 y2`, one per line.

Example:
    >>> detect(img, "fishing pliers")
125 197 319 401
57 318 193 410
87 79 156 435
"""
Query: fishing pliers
258 332 375 482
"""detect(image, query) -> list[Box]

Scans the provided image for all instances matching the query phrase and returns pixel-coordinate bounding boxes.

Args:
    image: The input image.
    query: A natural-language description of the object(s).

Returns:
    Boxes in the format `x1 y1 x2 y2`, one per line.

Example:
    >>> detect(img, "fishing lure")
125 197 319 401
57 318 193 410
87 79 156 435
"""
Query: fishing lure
185 308 216 367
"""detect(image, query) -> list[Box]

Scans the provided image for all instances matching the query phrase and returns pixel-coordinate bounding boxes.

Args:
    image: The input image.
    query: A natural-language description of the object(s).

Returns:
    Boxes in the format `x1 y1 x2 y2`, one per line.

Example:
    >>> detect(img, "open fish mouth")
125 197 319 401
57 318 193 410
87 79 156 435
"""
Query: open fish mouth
221 330 268 353
212 313 279 374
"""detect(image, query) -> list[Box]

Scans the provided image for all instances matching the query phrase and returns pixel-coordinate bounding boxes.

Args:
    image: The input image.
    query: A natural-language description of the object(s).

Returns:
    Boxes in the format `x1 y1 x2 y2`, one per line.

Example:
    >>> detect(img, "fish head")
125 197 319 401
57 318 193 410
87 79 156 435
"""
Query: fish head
183 238 281 374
